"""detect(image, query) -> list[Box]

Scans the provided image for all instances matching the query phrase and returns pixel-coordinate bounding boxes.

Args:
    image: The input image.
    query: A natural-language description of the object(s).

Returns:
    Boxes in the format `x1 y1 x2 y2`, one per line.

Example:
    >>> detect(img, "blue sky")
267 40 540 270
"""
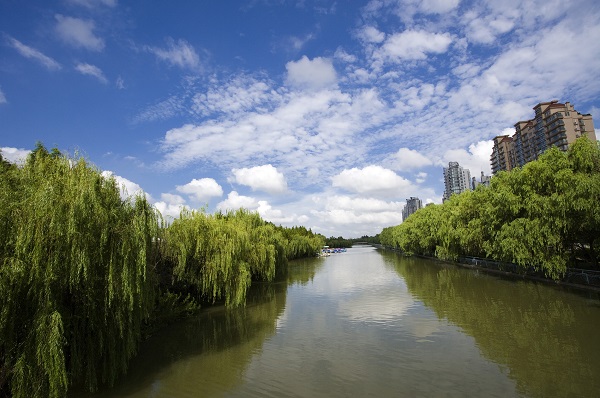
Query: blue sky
2 0 600 238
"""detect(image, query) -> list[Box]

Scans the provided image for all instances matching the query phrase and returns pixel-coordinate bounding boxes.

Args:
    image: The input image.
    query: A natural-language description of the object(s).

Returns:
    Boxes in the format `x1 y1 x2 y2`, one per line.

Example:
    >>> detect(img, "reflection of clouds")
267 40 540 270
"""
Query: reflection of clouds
275 306 288 330
308 248 417 325
408 315 443 340
337 292 413 325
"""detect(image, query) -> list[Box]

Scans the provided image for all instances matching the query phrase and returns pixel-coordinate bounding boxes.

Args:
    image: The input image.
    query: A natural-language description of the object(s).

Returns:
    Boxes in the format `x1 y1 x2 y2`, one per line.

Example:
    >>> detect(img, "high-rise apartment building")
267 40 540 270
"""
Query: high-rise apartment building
443 162 471 202
402 197 422 221
491 101 596 174
472 171 491 190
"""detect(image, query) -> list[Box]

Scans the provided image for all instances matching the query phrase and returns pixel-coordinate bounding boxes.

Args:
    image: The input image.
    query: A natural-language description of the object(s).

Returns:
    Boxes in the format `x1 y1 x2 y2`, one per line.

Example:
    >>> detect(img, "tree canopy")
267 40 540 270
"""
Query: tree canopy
380 137 600 278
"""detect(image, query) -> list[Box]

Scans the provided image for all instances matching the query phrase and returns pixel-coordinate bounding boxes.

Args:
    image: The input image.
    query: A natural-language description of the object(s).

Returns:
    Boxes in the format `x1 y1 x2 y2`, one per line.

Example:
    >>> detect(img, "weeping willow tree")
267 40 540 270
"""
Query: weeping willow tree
165 209 279 307
164 209 324 307
0 144 159 397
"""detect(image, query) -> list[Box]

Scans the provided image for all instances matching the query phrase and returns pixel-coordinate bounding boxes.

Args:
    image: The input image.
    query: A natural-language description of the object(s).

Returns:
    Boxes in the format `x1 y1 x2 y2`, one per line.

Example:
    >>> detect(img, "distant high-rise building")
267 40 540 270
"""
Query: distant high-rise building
443 162 471 202
491 100 597 174
472 171 491 190
402 197 422 221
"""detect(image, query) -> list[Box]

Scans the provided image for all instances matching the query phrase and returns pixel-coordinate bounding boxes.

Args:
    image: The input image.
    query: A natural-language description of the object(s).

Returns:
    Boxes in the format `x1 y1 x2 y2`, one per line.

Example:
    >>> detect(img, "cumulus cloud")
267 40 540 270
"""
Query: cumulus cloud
442 139 495 176
217 191 259 211
145 38 200 69
230 164 288 194
176 178 223 202
5 36 61 70
334 47 357 63
356 26 385 44
55 14 105 51
377 30 453 61
332 166 412 198
389 148 433 171
286 56 337 89
153 193 187 221
421 0 461 14
101 171 150 201
74 62 108 83
256 201 296 224
0 147 30 164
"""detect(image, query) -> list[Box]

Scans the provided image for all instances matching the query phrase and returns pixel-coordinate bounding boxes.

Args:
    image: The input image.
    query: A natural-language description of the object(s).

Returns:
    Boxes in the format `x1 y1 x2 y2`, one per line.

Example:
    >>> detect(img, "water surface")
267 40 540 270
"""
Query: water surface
88 246 600 397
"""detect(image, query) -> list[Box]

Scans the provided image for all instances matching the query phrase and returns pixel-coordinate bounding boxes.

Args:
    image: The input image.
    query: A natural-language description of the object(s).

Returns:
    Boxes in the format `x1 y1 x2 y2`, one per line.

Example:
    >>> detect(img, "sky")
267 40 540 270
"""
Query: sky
1 0 600 238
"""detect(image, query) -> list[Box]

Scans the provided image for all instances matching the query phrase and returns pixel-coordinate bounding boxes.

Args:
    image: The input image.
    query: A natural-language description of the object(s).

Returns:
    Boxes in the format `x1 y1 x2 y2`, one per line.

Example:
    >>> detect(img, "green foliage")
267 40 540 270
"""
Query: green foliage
380 137 600 278
0 142 330 396
163 209 323 307
0 145 158 396
325 236 353 248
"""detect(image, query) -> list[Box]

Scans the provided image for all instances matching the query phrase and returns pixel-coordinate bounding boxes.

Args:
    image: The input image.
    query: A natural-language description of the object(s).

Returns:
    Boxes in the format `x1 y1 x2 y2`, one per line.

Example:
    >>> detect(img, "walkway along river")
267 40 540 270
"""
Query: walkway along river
84 246 600 398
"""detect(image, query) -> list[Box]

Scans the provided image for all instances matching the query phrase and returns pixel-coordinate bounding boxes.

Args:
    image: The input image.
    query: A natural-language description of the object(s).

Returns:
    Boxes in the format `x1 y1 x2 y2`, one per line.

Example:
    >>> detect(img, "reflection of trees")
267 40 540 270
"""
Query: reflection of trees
80 281 287 397
385 251 600 398
284 257 325 286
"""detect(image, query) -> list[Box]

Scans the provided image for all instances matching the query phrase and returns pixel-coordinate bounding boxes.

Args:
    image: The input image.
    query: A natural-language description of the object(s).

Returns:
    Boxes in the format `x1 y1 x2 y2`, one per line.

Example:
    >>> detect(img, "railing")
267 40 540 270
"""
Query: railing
459 256 600 287
378 247 600 288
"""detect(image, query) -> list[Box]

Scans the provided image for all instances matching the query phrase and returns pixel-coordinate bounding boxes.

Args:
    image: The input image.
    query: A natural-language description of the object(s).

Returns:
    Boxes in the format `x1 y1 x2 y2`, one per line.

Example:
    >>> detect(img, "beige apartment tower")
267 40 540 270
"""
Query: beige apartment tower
490 101 596 174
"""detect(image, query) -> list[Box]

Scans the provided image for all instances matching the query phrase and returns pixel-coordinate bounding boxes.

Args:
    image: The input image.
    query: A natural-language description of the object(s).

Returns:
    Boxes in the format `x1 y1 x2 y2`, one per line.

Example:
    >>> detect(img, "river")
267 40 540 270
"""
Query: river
87 245 600 397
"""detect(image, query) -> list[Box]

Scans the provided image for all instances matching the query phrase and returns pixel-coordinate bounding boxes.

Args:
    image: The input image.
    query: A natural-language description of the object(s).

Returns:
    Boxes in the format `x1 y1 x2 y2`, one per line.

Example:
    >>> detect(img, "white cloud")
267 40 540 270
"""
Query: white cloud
0 147 30 164
332 166 412 198
286 56 337 89
421 0 460 14
176 178 223 202
217 191 259 211
442 139 495 176
161 193 186 205
74 62 108 83
145 38 200 69
334 47 357 63
159 85 384 177
230 164 288 194
153 201 183 221
0 87 6 104
101 171 150 201
465 15 515 44
192 75 275 118
5 36 62 70
134 95 185 123
287 33 315 51
256 201 296 224
55 14 105 51
116 76 125 89
377 30 453 61
153 193 187 221
389 148 433 171
356 26 385 44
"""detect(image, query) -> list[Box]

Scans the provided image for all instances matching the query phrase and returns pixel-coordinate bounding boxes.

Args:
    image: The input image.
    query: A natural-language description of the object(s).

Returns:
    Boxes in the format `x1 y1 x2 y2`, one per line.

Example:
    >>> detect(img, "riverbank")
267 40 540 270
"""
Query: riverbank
375 244 600 294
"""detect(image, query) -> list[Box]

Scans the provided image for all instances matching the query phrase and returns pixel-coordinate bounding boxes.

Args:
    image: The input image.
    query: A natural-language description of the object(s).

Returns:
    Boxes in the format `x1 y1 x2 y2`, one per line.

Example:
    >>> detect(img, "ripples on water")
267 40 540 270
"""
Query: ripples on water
85 246 600 398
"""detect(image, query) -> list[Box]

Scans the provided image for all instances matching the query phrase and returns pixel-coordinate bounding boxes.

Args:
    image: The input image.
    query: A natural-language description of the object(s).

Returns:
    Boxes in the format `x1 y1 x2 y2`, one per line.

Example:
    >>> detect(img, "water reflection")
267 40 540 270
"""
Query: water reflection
385 251 600 398
83 248 600 398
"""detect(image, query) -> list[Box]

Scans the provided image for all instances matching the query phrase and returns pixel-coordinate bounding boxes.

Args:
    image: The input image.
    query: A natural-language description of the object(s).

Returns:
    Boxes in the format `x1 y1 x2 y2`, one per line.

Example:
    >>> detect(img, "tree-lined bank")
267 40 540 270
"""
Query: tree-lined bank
0 144 324 398
380 137 600 279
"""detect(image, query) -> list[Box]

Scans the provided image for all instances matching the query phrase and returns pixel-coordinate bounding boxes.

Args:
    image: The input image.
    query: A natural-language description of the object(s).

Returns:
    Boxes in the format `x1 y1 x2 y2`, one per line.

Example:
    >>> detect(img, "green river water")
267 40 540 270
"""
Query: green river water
86 246 600 397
